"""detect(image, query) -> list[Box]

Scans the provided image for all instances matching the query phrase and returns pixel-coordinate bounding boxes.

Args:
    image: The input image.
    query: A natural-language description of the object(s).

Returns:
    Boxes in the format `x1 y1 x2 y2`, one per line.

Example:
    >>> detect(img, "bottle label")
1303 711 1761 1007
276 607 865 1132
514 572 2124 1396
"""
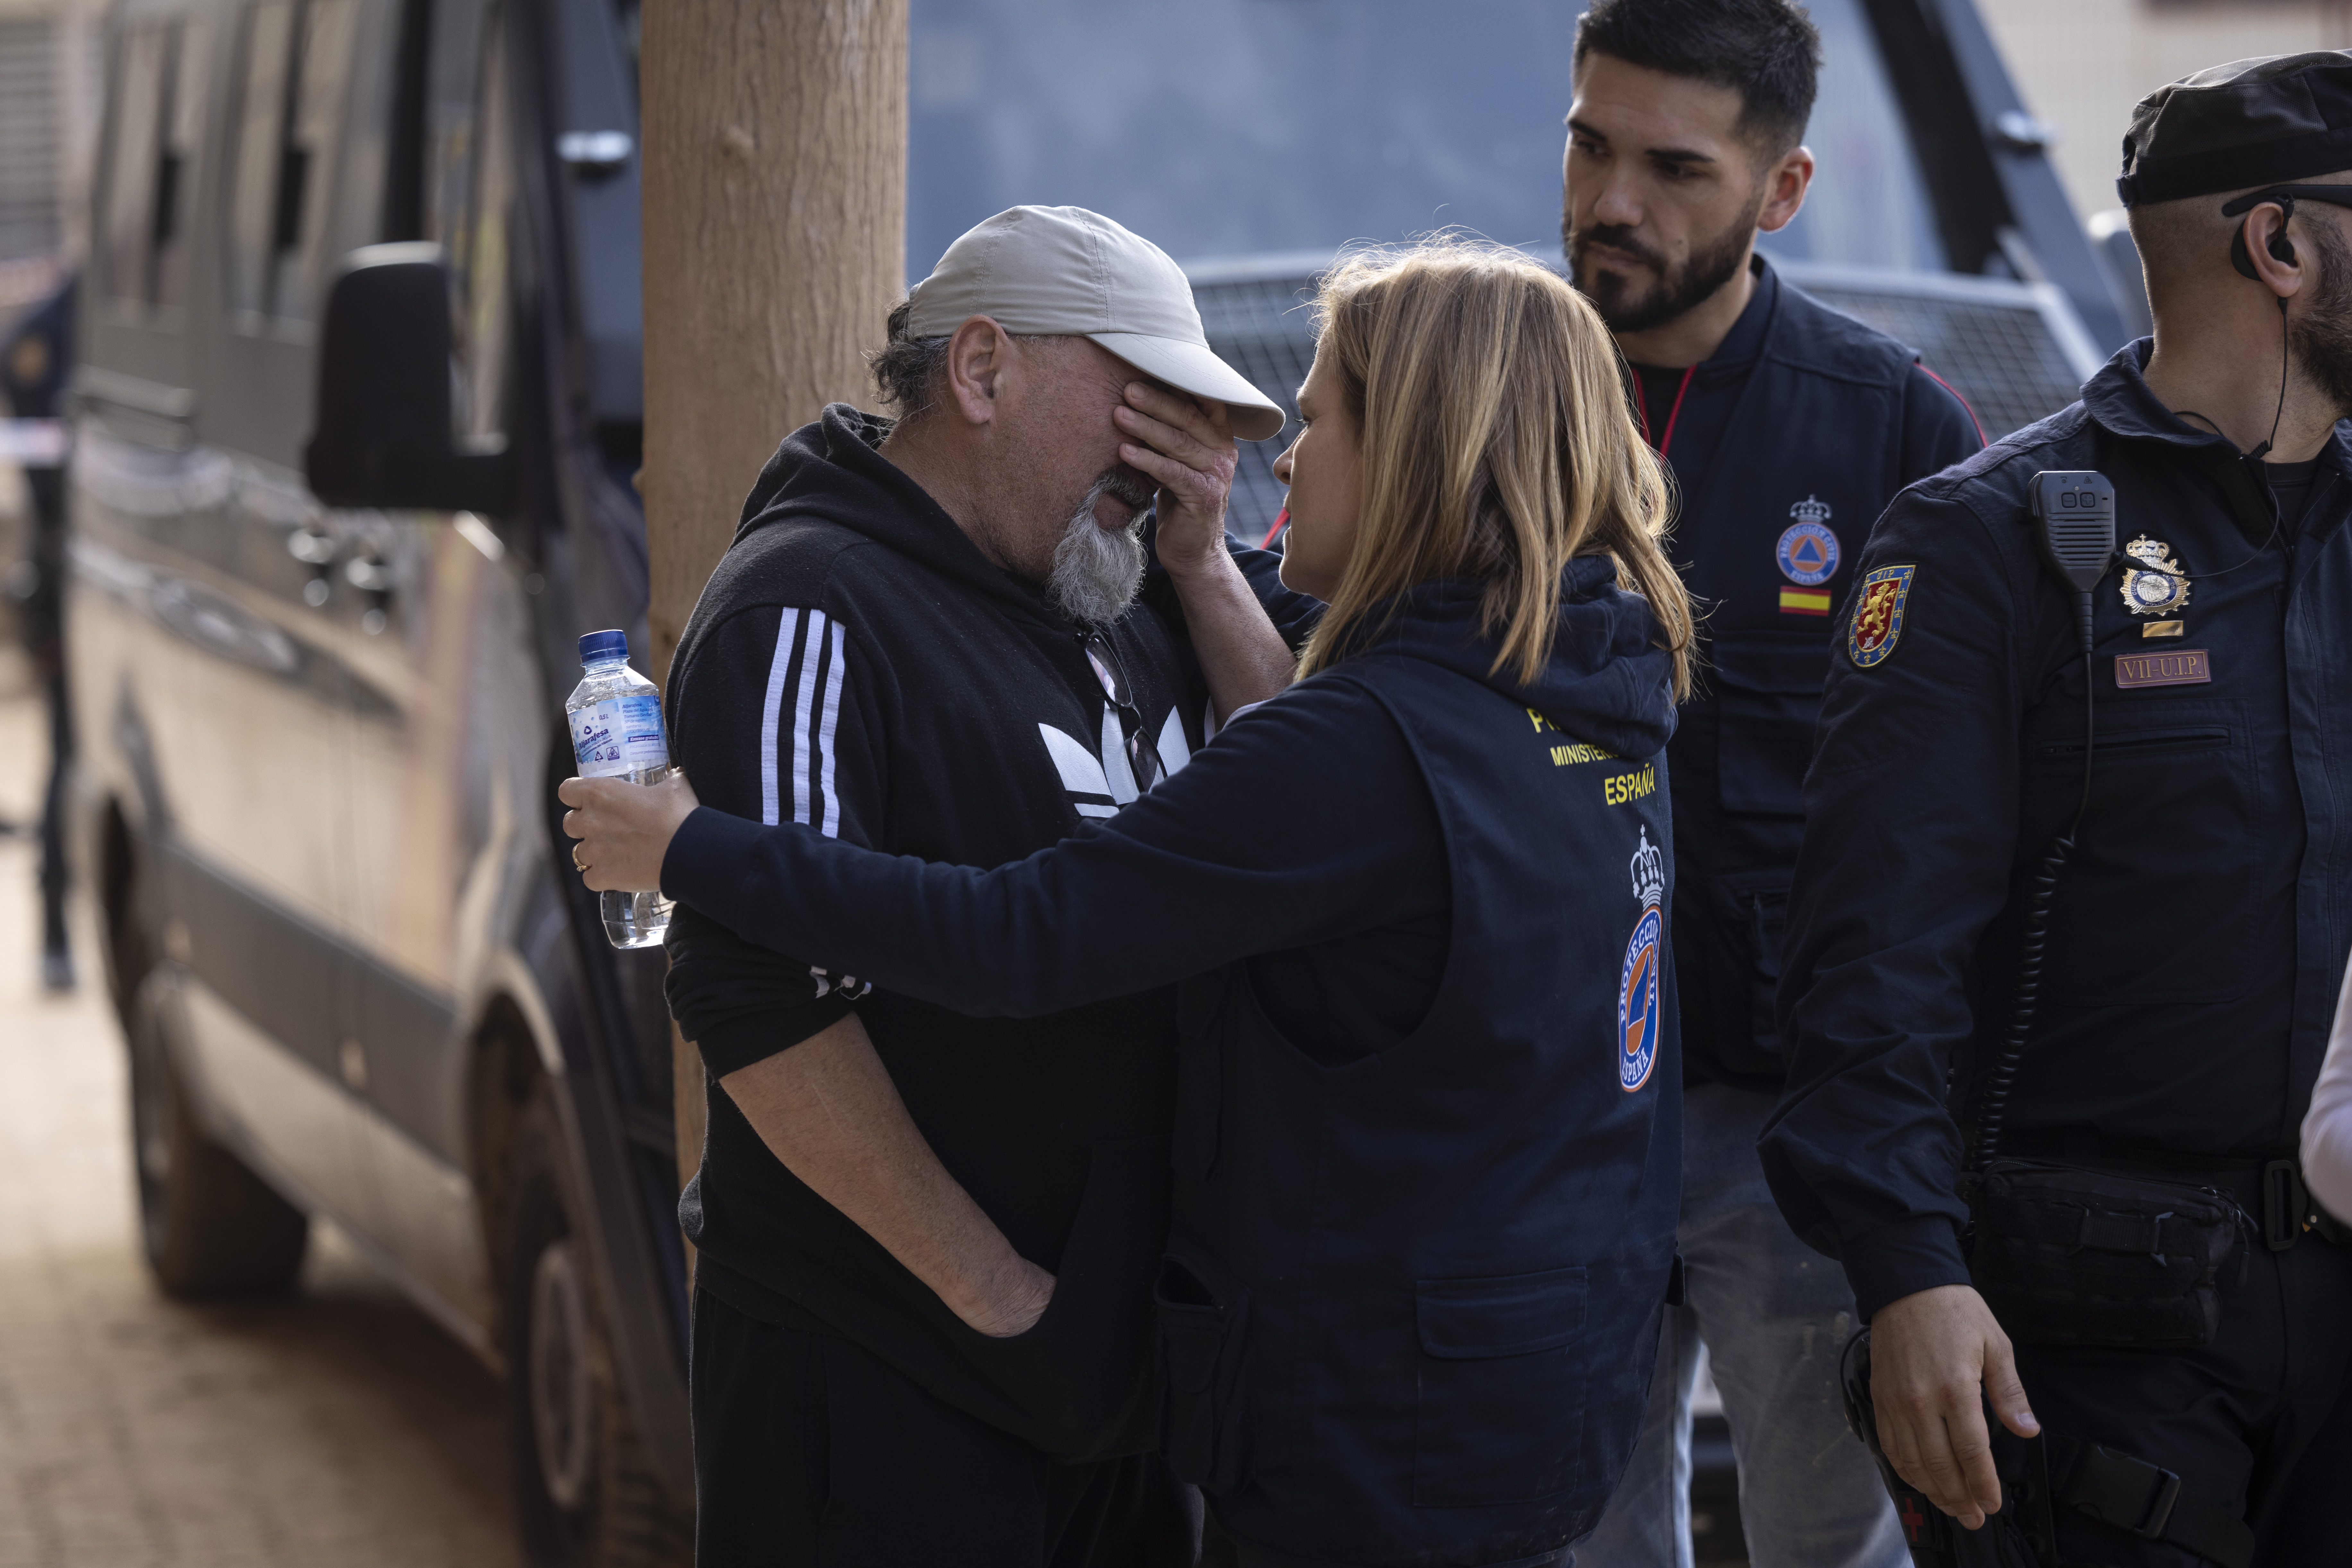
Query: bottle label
571 693 669 778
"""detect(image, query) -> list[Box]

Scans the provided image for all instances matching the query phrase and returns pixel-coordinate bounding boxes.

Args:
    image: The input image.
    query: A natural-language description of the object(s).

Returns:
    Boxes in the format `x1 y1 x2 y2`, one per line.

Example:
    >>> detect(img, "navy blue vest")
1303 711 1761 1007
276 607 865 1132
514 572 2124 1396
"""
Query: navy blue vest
1155 654 1683 1568
1668 283 1947 1080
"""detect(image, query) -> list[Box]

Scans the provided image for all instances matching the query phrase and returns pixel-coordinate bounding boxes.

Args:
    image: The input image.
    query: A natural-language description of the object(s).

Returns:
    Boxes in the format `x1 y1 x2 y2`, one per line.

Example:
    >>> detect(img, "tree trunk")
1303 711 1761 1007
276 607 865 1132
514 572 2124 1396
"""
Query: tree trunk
640 0 907 1193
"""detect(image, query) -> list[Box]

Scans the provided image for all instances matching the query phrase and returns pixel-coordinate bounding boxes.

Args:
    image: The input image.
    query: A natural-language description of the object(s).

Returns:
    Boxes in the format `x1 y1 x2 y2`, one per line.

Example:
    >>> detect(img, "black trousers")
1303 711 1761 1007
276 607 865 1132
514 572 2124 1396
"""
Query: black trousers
690 1287 1196 1567
2012 1235 2352 1567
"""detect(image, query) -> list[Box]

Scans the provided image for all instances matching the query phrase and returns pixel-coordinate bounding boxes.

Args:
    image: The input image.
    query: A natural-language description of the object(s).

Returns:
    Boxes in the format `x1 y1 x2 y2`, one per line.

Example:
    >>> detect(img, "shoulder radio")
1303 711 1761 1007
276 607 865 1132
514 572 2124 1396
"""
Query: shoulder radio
1970 472 2115 1170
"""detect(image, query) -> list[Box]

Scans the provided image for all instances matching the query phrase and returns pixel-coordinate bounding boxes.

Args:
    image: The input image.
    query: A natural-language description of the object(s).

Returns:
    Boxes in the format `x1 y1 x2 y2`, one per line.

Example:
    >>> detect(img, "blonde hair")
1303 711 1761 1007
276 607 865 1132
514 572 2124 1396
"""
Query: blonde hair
1294 240 1693 698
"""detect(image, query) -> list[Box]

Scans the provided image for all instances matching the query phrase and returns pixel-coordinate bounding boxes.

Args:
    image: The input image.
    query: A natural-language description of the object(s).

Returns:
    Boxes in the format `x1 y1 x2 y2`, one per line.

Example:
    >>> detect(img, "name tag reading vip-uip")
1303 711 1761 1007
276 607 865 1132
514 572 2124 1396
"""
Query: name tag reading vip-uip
2114 648 2213 689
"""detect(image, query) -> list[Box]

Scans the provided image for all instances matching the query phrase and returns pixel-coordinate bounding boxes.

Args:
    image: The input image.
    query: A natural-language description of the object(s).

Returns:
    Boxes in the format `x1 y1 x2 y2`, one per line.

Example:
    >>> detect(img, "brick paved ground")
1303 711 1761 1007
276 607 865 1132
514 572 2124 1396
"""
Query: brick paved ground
0 675 521 1568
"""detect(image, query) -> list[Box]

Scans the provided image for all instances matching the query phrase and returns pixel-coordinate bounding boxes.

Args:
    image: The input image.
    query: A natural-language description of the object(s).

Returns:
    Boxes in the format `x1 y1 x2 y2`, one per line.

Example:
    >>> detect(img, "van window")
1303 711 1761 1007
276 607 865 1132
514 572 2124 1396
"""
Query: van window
903 0 1947 279
456 14 513 444
224 0 361 327
225 1 296 319
1745 0 1943 273
154 18 212 306
99 25 169 304
422 0 509 443
423 0 490 253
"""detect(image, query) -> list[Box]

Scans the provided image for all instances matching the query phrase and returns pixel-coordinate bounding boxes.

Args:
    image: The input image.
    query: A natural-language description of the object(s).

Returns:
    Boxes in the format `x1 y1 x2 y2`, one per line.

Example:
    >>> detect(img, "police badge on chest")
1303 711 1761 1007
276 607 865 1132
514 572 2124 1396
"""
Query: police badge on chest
2119 535 2190 617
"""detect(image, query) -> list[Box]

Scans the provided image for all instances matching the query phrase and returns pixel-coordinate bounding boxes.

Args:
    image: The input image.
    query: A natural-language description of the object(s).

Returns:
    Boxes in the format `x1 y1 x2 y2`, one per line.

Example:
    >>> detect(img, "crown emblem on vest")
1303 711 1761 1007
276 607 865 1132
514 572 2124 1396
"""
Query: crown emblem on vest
1629 827 1665 910
1789 494 1833 524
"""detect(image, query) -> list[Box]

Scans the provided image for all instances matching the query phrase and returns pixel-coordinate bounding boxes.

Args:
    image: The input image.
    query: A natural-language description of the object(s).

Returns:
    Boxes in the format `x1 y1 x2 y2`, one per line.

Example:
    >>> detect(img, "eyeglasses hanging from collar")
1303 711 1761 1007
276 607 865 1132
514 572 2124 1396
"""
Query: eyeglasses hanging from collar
1082 631 1166 795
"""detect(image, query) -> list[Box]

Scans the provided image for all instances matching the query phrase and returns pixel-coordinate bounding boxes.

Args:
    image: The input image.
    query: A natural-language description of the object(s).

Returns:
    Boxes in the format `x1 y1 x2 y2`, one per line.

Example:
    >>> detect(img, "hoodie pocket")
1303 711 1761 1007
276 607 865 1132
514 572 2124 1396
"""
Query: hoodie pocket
1155 1250 1254 1493
1412 1267 1588 1508
947 1135 1169 1463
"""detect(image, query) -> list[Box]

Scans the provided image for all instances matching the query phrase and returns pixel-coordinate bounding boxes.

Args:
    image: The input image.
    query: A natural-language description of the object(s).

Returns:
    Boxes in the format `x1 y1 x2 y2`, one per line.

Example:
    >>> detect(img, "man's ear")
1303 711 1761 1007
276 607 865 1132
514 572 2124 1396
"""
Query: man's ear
944 315 1009 424
2241 201 2306 305
1755 144 1815 236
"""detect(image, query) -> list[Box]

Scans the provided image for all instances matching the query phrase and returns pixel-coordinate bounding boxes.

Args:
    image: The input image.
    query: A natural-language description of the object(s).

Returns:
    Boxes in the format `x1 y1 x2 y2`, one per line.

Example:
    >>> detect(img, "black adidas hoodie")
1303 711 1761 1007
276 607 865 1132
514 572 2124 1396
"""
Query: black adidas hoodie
662 404 1315 1461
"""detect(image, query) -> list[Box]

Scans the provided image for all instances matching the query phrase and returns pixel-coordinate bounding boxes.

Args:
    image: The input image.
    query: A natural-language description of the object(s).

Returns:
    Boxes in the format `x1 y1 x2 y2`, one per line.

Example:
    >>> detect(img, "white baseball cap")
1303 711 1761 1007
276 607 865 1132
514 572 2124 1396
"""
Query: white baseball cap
905 205 1287 442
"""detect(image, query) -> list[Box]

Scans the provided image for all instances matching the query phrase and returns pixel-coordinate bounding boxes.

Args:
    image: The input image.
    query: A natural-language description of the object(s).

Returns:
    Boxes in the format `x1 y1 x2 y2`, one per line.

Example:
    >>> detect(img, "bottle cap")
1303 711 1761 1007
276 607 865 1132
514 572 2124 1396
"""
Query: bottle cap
578 629 629 665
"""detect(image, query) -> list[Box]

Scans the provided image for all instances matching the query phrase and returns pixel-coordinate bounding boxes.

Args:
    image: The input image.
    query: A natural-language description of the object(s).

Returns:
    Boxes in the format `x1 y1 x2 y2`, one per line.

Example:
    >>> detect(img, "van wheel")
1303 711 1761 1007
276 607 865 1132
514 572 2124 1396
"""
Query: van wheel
505 1087 691 1568
127 972 310 1297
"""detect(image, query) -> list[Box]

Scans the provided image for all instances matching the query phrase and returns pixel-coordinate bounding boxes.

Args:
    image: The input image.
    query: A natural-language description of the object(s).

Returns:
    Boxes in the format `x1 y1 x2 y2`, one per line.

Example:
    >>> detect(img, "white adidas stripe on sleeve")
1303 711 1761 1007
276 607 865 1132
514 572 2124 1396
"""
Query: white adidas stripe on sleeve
759 609 801 827
817 618 847 837
757 610 871 1001
788 615 824 827
759 607 848 837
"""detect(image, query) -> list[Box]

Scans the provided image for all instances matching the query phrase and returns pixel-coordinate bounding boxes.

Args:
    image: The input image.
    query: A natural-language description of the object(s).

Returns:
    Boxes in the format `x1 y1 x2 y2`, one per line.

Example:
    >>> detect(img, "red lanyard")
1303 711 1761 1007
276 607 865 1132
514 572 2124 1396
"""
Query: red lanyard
1634 364 1698 460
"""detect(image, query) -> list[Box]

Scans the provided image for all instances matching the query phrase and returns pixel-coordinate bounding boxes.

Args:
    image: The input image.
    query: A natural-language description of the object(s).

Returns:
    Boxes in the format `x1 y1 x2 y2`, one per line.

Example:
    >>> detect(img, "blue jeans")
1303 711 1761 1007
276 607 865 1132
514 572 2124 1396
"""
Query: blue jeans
1573 1083 1906 1568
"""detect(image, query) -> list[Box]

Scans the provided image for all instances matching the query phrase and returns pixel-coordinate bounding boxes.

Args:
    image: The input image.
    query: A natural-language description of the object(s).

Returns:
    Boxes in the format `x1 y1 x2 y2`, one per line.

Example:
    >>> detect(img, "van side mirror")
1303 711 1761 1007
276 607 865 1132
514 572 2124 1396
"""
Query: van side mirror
305 243 514 513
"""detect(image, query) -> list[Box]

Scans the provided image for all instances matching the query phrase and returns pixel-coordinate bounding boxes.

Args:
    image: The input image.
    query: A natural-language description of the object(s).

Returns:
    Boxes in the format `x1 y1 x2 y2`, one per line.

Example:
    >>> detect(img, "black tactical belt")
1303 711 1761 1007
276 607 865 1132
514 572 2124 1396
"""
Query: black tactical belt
1994 1133 2349 1251
2173 1156 2348 1253
2046 1439 2254 1568
2257 1159 2350 1251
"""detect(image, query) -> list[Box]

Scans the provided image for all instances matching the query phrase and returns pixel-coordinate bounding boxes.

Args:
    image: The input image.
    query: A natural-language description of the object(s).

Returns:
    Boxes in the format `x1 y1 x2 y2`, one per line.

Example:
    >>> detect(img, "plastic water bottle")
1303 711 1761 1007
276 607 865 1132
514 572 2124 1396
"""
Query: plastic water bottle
566 629 674 948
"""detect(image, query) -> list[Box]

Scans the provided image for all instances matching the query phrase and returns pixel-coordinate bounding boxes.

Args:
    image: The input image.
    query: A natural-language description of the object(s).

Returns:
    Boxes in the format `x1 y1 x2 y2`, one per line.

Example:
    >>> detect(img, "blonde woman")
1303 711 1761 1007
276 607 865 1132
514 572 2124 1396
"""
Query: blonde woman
564 242 1695 1567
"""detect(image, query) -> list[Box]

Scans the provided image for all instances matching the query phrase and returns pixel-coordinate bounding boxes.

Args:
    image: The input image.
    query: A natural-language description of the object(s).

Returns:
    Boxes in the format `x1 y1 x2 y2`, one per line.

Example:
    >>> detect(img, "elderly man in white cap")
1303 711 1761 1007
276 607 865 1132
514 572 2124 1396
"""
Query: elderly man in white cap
656 206 1301 1566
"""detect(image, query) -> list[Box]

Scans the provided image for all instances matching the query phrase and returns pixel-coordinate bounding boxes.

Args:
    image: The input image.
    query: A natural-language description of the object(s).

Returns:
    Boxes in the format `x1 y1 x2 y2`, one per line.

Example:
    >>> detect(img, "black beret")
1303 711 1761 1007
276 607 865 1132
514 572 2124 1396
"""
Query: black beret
2118 51 2352 207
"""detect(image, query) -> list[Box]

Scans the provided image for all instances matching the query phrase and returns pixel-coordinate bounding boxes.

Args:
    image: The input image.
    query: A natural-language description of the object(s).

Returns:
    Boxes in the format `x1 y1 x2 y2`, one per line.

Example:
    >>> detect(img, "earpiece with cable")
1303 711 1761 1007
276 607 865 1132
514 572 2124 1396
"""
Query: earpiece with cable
2229 191 2298 282
2169 184 2352 565
2171 190 2292 477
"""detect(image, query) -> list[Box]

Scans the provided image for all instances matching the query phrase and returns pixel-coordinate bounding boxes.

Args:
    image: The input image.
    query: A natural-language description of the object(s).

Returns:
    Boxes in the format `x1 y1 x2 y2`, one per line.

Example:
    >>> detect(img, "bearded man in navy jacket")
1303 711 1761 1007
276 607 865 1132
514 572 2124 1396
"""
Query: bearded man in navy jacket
1559 4 1982 1564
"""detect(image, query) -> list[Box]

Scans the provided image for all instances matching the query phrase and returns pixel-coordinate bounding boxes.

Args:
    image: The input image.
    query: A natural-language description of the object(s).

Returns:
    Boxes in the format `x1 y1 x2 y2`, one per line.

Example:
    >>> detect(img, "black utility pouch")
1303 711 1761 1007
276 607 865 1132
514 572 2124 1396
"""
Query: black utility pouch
1961 1159 2245 1349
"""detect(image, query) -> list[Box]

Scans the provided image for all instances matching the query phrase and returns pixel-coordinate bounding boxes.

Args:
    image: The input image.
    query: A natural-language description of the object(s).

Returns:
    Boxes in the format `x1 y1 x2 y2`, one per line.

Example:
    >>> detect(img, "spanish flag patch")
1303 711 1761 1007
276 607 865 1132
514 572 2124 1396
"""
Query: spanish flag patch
1779 586 1832 616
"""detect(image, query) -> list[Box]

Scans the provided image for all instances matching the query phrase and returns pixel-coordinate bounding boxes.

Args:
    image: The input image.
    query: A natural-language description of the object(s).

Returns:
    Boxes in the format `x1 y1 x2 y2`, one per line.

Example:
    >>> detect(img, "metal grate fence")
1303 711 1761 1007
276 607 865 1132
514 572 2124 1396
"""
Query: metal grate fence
1190 255 2110 545
1772 260 2105 444
0 17 63 264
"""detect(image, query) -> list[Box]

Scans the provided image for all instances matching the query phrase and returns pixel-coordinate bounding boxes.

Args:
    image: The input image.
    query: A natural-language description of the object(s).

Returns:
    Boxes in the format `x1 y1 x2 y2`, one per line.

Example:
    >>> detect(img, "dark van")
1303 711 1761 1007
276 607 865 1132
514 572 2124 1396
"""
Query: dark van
62 0 2124 1564
70 0 688 1560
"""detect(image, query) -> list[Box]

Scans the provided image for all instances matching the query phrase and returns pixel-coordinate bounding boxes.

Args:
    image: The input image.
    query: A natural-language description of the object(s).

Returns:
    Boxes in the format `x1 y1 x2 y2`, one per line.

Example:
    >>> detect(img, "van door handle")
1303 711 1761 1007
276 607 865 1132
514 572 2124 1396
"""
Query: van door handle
343 555 394 596
287 527 338 607
344 554 395 634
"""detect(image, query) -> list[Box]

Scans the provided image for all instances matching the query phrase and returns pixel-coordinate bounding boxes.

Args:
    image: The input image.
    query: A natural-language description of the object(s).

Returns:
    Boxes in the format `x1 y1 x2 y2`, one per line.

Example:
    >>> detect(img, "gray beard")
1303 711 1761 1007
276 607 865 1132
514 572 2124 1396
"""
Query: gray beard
1047 472 1151 627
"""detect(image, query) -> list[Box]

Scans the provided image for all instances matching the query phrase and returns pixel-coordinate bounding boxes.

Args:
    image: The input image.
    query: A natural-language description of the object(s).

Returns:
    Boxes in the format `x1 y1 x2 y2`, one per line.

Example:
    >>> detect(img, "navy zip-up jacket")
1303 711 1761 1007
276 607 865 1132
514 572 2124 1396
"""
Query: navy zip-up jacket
1635 258 1983 1088
661 560 1685 1567
1762 341 2352 1319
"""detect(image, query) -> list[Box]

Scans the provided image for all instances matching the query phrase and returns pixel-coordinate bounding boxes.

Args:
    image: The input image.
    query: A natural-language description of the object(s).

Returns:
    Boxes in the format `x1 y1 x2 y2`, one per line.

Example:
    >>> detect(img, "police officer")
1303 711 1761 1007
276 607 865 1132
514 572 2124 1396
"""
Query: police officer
1764 52 2352 1567
1562 4 1980 1563
2 273 75 992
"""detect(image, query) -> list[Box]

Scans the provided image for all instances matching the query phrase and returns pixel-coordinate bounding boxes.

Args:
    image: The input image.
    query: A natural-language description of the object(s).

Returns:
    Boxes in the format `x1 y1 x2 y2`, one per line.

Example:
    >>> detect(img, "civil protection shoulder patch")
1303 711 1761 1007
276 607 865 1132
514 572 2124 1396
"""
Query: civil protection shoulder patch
1618 828 1666 1093
1619 907 1663 1092
1848 563 1917 668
